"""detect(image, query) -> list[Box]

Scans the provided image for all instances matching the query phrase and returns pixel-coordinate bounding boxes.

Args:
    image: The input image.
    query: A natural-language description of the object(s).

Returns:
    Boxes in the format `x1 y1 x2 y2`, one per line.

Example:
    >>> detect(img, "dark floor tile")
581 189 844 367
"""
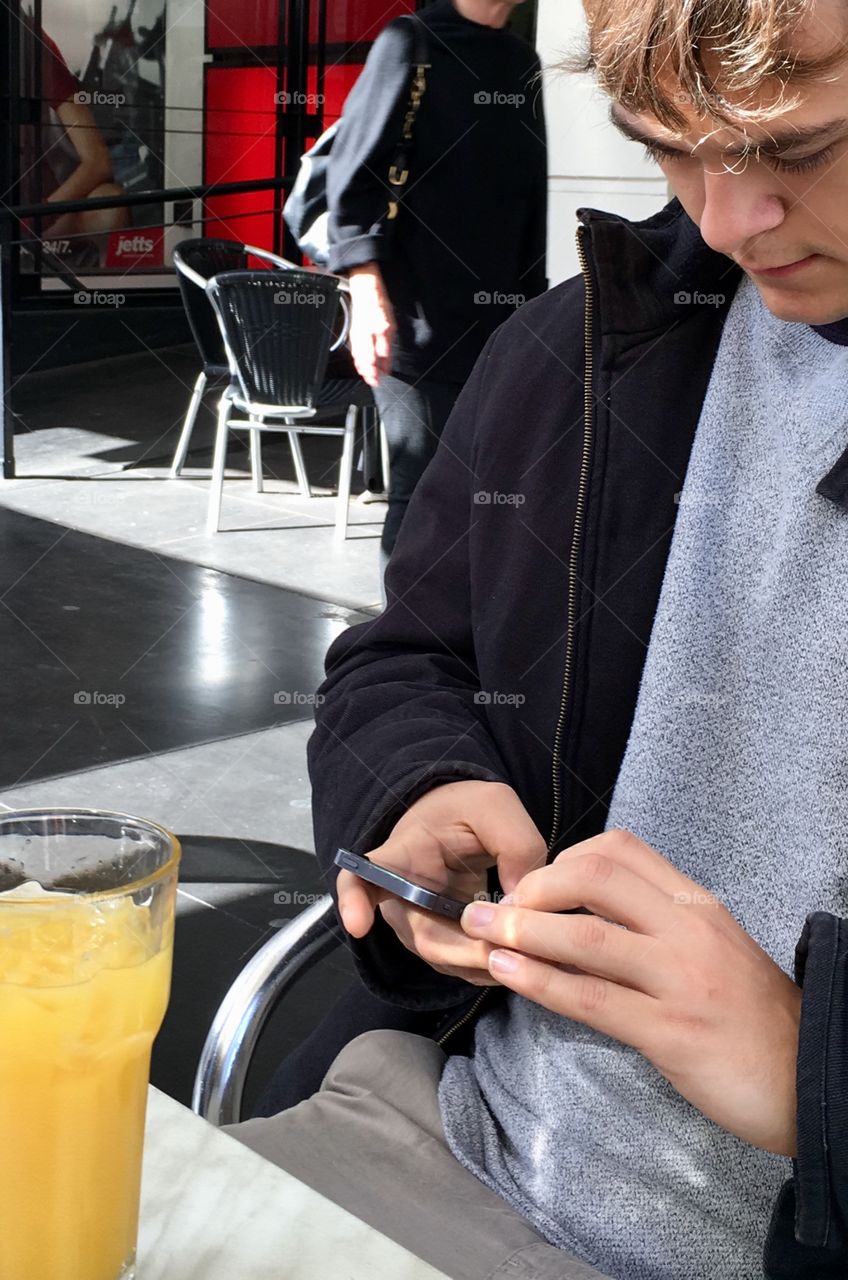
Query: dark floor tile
0 509 367 787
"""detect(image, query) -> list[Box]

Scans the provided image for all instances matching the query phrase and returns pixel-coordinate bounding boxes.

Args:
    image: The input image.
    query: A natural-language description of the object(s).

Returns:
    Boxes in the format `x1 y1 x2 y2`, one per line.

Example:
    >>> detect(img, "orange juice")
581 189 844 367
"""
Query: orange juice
0 890 175 1280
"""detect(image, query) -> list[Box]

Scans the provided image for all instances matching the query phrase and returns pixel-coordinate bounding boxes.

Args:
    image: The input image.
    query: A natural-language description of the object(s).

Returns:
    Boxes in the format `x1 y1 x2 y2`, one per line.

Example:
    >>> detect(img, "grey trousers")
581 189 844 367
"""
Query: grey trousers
226 1030 610 1280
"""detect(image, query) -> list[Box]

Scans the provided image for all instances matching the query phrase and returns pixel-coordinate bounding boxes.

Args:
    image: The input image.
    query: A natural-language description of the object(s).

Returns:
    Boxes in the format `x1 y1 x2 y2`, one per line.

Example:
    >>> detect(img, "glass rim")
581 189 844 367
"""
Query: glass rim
0 807 181 903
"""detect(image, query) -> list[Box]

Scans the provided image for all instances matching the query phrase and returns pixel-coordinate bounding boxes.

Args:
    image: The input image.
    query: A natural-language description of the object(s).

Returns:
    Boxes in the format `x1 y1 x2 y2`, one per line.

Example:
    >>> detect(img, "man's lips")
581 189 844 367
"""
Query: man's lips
740 254 820 279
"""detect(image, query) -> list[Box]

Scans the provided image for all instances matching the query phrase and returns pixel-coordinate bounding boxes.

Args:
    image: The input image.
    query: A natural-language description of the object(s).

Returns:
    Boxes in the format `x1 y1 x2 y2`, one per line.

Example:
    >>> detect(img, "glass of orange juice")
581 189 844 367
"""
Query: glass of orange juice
0 808 180 1280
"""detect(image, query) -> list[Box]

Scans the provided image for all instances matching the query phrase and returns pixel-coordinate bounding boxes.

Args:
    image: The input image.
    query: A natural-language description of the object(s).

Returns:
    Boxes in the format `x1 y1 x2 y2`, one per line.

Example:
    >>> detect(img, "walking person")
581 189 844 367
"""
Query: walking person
327 0 548 567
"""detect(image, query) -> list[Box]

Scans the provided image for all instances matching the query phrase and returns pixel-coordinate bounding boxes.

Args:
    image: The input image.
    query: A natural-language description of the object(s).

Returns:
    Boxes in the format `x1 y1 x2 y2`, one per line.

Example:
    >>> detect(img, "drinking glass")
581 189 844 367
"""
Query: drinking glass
0 809 180 1280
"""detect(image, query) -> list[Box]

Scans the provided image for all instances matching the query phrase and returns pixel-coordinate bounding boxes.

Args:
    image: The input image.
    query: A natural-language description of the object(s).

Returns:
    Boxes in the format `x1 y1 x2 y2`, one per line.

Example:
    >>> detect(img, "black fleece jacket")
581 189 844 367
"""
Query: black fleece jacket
327 0 548 383
308 199 848 1278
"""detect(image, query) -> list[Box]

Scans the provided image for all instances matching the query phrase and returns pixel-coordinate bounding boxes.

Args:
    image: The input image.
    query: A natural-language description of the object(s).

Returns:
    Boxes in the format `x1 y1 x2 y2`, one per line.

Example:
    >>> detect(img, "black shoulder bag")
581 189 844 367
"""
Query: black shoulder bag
283 16 430 266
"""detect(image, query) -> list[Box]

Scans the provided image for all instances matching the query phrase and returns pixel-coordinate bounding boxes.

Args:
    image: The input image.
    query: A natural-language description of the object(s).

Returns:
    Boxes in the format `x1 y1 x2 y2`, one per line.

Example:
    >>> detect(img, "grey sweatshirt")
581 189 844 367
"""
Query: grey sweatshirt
438 277 848 1280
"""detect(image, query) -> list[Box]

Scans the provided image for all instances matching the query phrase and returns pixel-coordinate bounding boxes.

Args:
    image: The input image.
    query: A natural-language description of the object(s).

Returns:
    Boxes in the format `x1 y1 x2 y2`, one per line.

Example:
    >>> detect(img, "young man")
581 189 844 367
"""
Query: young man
229 0 848 1276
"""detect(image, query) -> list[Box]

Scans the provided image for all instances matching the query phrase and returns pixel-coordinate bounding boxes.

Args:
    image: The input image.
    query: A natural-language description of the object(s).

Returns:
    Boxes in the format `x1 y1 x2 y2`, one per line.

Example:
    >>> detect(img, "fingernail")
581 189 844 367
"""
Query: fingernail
489 949 519 974
464 903 495 927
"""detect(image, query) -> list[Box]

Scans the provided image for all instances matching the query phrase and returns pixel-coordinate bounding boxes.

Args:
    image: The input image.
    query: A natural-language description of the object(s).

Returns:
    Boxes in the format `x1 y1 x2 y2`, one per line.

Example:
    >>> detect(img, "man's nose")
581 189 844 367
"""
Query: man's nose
697 166 786 258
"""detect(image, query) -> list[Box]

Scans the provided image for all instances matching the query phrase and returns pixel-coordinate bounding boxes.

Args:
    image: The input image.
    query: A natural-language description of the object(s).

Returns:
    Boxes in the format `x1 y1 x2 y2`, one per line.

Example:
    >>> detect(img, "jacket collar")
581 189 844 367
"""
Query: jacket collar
577 199 742 338
578 199 848 510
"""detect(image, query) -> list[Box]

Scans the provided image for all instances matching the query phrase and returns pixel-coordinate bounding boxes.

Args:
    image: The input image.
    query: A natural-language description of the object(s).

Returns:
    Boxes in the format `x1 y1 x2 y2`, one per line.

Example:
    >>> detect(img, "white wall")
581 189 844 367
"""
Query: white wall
162 0 207 263
536 0 669 284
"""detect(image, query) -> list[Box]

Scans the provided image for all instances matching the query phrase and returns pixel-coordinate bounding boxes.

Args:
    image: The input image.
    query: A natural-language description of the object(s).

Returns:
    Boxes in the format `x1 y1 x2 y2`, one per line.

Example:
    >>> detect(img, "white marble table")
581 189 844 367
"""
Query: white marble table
138 1087 450 1280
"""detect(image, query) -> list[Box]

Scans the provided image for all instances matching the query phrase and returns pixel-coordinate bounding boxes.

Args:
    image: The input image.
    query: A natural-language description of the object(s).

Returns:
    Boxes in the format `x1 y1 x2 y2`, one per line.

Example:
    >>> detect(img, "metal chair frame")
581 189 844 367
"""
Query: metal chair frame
204 269 364 542
192 894 341 1126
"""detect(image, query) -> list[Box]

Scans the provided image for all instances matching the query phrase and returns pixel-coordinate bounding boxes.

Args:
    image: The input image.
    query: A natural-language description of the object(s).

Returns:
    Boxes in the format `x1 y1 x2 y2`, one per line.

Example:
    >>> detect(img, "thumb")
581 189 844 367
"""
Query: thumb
469 785 548 894
336 869 379 937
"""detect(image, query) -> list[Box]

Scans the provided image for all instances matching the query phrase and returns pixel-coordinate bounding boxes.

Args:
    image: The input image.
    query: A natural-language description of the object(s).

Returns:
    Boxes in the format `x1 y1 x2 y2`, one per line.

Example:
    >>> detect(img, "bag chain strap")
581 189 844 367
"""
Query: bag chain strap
386 33 430 219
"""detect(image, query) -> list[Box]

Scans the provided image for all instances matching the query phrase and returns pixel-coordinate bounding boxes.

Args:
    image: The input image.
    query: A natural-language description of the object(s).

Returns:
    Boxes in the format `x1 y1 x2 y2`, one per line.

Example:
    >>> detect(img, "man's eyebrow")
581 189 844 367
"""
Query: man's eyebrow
608 104 848 157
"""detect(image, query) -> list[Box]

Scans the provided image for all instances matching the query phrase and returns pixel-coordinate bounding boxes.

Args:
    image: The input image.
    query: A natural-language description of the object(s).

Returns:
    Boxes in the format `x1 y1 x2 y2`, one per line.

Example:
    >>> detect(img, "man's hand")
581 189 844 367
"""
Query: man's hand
460 828 802 1155
336 781 547 985
348 263 396 387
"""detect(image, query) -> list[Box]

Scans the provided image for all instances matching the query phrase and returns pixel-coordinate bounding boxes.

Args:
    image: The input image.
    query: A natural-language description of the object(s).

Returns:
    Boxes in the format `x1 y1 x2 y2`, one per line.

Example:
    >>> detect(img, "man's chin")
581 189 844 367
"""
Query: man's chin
749 277 848 328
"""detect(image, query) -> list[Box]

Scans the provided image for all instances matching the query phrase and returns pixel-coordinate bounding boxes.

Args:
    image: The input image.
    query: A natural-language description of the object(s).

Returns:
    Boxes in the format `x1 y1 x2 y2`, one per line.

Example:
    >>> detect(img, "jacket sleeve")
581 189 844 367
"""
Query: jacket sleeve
326 20 415 276
306 332 513 1009
764 912 848 1277
519 57 548 302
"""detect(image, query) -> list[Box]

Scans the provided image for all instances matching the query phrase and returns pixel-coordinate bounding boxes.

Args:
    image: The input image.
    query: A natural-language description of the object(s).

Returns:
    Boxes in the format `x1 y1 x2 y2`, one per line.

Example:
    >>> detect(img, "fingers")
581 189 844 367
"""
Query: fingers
549 829 702 900
511 840 680 935
351 339 379 388
380 897 496 976
461 900 663 994
336 868 388 937
373 330 393 374
460 785 547 892
482 948 652 1047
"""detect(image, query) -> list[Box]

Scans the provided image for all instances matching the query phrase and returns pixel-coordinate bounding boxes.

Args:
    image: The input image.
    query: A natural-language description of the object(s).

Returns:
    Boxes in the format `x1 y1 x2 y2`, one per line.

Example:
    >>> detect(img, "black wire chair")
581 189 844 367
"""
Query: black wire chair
170 238 298 478
205 268 369 539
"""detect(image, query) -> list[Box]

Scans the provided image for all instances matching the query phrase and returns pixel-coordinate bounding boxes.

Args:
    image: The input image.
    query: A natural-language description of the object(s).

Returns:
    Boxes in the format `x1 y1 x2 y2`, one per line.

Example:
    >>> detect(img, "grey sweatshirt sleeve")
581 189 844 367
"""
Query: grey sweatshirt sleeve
327 20 415 275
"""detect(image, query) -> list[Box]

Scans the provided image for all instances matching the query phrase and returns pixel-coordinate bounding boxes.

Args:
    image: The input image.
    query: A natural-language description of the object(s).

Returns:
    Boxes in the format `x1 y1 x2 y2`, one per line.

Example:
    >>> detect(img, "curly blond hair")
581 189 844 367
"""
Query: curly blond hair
578 0 847 128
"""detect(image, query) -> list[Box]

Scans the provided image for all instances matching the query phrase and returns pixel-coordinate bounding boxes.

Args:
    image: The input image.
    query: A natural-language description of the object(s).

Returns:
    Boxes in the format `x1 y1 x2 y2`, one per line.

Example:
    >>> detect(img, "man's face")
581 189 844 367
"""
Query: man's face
608 0 848 323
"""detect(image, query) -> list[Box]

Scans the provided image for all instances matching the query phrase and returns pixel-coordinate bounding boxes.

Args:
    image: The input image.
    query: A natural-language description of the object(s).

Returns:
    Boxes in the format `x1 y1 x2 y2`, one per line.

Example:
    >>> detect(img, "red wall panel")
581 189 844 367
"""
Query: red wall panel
204 66 278 248
207 0 280 50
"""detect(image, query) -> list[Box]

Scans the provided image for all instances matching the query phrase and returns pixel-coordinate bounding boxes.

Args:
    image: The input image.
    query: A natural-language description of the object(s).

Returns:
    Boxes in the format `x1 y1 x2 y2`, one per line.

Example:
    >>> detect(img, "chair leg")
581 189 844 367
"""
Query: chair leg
206 392 231 535
288 431 311 497
334 405 357 545
249 424 264 493
170 370 207 478
379 416 391 496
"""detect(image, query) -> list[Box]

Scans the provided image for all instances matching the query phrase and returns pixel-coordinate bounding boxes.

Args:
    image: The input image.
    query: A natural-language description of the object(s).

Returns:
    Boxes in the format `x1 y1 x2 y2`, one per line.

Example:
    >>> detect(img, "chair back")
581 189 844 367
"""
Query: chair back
173 238 250 370
207 270 343 412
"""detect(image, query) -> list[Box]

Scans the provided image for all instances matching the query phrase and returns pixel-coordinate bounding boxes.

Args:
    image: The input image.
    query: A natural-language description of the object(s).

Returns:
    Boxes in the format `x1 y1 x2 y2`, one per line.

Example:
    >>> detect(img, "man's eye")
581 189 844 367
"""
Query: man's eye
771 146 835 175
642 142 689 165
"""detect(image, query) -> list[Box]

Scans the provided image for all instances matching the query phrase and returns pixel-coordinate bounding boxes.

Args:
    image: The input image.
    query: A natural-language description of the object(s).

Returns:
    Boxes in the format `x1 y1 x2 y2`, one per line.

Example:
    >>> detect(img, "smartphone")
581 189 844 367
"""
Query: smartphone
333 847 472 920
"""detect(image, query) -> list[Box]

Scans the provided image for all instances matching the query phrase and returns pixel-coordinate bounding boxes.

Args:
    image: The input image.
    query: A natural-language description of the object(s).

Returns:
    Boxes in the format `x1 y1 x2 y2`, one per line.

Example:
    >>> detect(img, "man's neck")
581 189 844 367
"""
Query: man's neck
451 0 512 29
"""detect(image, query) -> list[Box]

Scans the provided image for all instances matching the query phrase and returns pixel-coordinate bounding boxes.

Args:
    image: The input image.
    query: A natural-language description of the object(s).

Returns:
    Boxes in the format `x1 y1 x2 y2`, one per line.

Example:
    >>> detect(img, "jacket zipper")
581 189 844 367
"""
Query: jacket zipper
548 222 596 854
441 225 596 1049
436 988 490 1047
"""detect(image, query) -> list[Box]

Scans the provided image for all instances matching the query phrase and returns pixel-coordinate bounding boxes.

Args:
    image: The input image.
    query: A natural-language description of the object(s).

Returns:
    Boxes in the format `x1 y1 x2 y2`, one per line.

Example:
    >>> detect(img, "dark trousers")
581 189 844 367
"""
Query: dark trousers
372 372 462 557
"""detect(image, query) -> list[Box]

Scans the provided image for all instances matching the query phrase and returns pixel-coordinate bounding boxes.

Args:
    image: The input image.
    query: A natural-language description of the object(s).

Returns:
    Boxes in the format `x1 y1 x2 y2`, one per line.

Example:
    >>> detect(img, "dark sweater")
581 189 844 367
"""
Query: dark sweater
327 0 548 383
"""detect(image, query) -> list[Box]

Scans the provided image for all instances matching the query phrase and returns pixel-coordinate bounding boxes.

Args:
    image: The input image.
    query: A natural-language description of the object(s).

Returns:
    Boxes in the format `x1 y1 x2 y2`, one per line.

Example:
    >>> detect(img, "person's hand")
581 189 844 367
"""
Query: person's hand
347 263 396 387
336 780 547 985
460 828 802 1155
